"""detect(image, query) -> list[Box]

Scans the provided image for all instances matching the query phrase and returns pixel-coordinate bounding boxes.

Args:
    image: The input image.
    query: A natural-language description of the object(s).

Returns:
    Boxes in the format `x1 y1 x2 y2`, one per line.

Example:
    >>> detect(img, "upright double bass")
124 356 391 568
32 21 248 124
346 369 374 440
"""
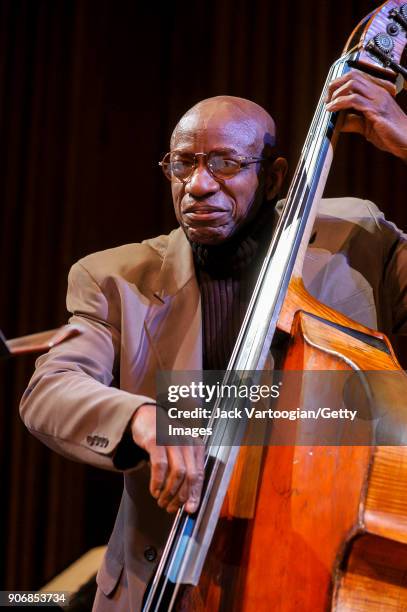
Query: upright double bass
145 2 407 609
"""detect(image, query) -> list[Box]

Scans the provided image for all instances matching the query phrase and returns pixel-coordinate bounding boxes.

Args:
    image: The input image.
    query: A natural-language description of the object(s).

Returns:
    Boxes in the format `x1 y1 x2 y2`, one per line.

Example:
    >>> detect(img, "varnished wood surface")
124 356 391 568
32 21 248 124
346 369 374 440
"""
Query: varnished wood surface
5 324 83 355
334 535 407 611
344 0 407 81
278 277 401 369
365 446 407 543
182 283 407 610
233 311 373 611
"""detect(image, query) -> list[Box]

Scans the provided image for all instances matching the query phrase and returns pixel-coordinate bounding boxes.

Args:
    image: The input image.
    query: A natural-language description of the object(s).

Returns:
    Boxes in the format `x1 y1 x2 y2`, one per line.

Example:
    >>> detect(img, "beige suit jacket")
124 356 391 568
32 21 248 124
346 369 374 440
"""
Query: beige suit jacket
20 198 407 611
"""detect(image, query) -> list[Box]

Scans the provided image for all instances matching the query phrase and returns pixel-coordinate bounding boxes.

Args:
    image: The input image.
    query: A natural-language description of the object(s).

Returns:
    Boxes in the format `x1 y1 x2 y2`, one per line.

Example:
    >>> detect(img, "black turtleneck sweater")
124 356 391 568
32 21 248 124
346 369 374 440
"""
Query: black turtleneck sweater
191 204 276 370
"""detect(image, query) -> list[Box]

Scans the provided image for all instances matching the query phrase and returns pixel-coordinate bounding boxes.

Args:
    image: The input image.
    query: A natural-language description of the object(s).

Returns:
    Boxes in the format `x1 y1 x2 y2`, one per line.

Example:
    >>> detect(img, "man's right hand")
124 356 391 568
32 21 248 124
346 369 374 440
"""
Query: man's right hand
130 404 205 514
326 69 407 162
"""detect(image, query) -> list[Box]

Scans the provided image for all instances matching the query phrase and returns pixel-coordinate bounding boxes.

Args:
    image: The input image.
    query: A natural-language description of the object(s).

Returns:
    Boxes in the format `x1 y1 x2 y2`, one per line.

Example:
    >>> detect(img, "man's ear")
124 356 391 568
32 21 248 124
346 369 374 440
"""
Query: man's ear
264 157 288 201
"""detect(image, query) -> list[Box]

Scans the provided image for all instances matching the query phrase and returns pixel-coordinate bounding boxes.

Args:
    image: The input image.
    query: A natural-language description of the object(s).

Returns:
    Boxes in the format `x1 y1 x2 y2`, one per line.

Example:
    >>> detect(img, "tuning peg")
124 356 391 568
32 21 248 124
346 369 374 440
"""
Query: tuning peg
389 5 407 30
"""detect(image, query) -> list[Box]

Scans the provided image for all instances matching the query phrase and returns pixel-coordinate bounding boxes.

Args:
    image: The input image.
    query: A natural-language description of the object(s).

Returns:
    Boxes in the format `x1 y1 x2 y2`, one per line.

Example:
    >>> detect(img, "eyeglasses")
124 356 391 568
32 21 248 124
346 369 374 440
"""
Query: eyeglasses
159 151 266 183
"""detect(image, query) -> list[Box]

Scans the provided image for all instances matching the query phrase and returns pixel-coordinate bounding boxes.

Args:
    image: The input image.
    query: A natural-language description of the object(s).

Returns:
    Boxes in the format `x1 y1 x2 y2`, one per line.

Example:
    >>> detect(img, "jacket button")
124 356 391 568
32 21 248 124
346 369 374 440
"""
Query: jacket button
144 546 157 562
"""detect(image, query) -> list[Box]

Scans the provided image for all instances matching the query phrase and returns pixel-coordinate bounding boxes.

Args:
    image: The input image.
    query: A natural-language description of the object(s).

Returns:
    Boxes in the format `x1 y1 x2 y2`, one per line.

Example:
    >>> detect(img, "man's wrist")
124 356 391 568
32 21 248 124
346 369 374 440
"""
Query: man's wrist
113 404 155 470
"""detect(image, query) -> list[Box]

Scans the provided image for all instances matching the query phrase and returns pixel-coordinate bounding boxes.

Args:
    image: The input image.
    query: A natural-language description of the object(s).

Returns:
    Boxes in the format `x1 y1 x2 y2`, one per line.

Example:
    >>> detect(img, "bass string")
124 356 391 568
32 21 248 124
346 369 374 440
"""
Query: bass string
151 54 352 595
191 56 354 549
145 54 353 609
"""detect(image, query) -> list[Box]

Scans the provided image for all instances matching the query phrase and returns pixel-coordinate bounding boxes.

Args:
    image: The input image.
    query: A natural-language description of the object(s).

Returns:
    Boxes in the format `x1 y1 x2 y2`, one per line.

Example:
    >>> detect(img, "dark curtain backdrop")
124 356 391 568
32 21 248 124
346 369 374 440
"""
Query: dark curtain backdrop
0 0 406 590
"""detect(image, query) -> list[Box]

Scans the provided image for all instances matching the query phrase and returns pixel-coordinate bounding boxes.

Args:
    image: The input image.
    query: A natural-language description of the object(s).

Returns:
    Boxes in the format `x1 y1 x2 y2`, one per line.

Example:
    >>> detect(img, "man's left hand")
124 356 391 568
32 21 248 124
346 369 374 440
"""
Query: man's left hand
326 69 407 162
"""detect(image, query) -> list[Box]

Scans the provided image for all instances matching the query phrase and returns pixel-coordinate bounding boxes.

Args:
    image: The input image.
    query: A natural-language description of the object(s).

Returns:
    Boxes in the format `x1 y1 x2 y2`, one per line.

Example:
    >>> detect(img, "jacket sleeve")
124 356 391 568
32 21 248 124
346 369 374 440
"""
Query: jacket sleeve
378 212 407 335
20 261 153 471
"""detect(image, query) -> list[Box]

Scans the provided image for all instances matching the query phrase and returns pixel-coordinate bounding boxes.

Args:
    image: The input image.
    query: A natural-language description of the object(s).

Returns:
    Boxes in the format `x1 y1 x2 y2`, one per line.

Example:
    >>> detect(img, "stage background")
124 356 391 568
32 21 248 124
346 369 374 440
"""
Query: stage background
0 0 406 590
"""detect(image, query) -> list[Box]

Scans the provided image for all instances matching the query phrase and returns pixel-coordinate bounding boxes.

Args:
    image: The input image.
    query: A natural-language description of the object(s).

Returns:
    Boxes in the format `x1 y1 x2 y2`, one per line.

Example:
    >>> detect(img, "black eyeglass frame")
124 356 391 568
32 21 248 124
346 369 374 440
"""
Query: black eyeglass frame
158 150 267 183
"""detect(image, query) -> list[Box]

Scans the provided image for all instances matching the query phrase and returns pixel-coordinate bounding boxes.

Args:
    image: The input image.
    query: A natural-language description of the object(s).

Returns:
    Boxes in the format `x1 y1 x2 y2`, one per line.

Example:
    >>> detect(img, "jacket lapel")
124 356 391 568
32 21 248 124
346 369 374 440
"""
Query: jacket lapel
144 228 202 372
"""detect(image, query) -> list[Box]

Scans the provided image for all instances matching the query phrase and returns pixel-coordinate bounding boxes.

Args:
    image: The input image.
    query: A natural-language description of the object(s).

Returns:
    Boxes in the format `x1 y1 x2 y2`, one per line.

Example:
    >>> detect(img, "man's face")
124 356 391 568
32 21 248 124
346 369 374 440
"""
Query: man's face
170 106 268 245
